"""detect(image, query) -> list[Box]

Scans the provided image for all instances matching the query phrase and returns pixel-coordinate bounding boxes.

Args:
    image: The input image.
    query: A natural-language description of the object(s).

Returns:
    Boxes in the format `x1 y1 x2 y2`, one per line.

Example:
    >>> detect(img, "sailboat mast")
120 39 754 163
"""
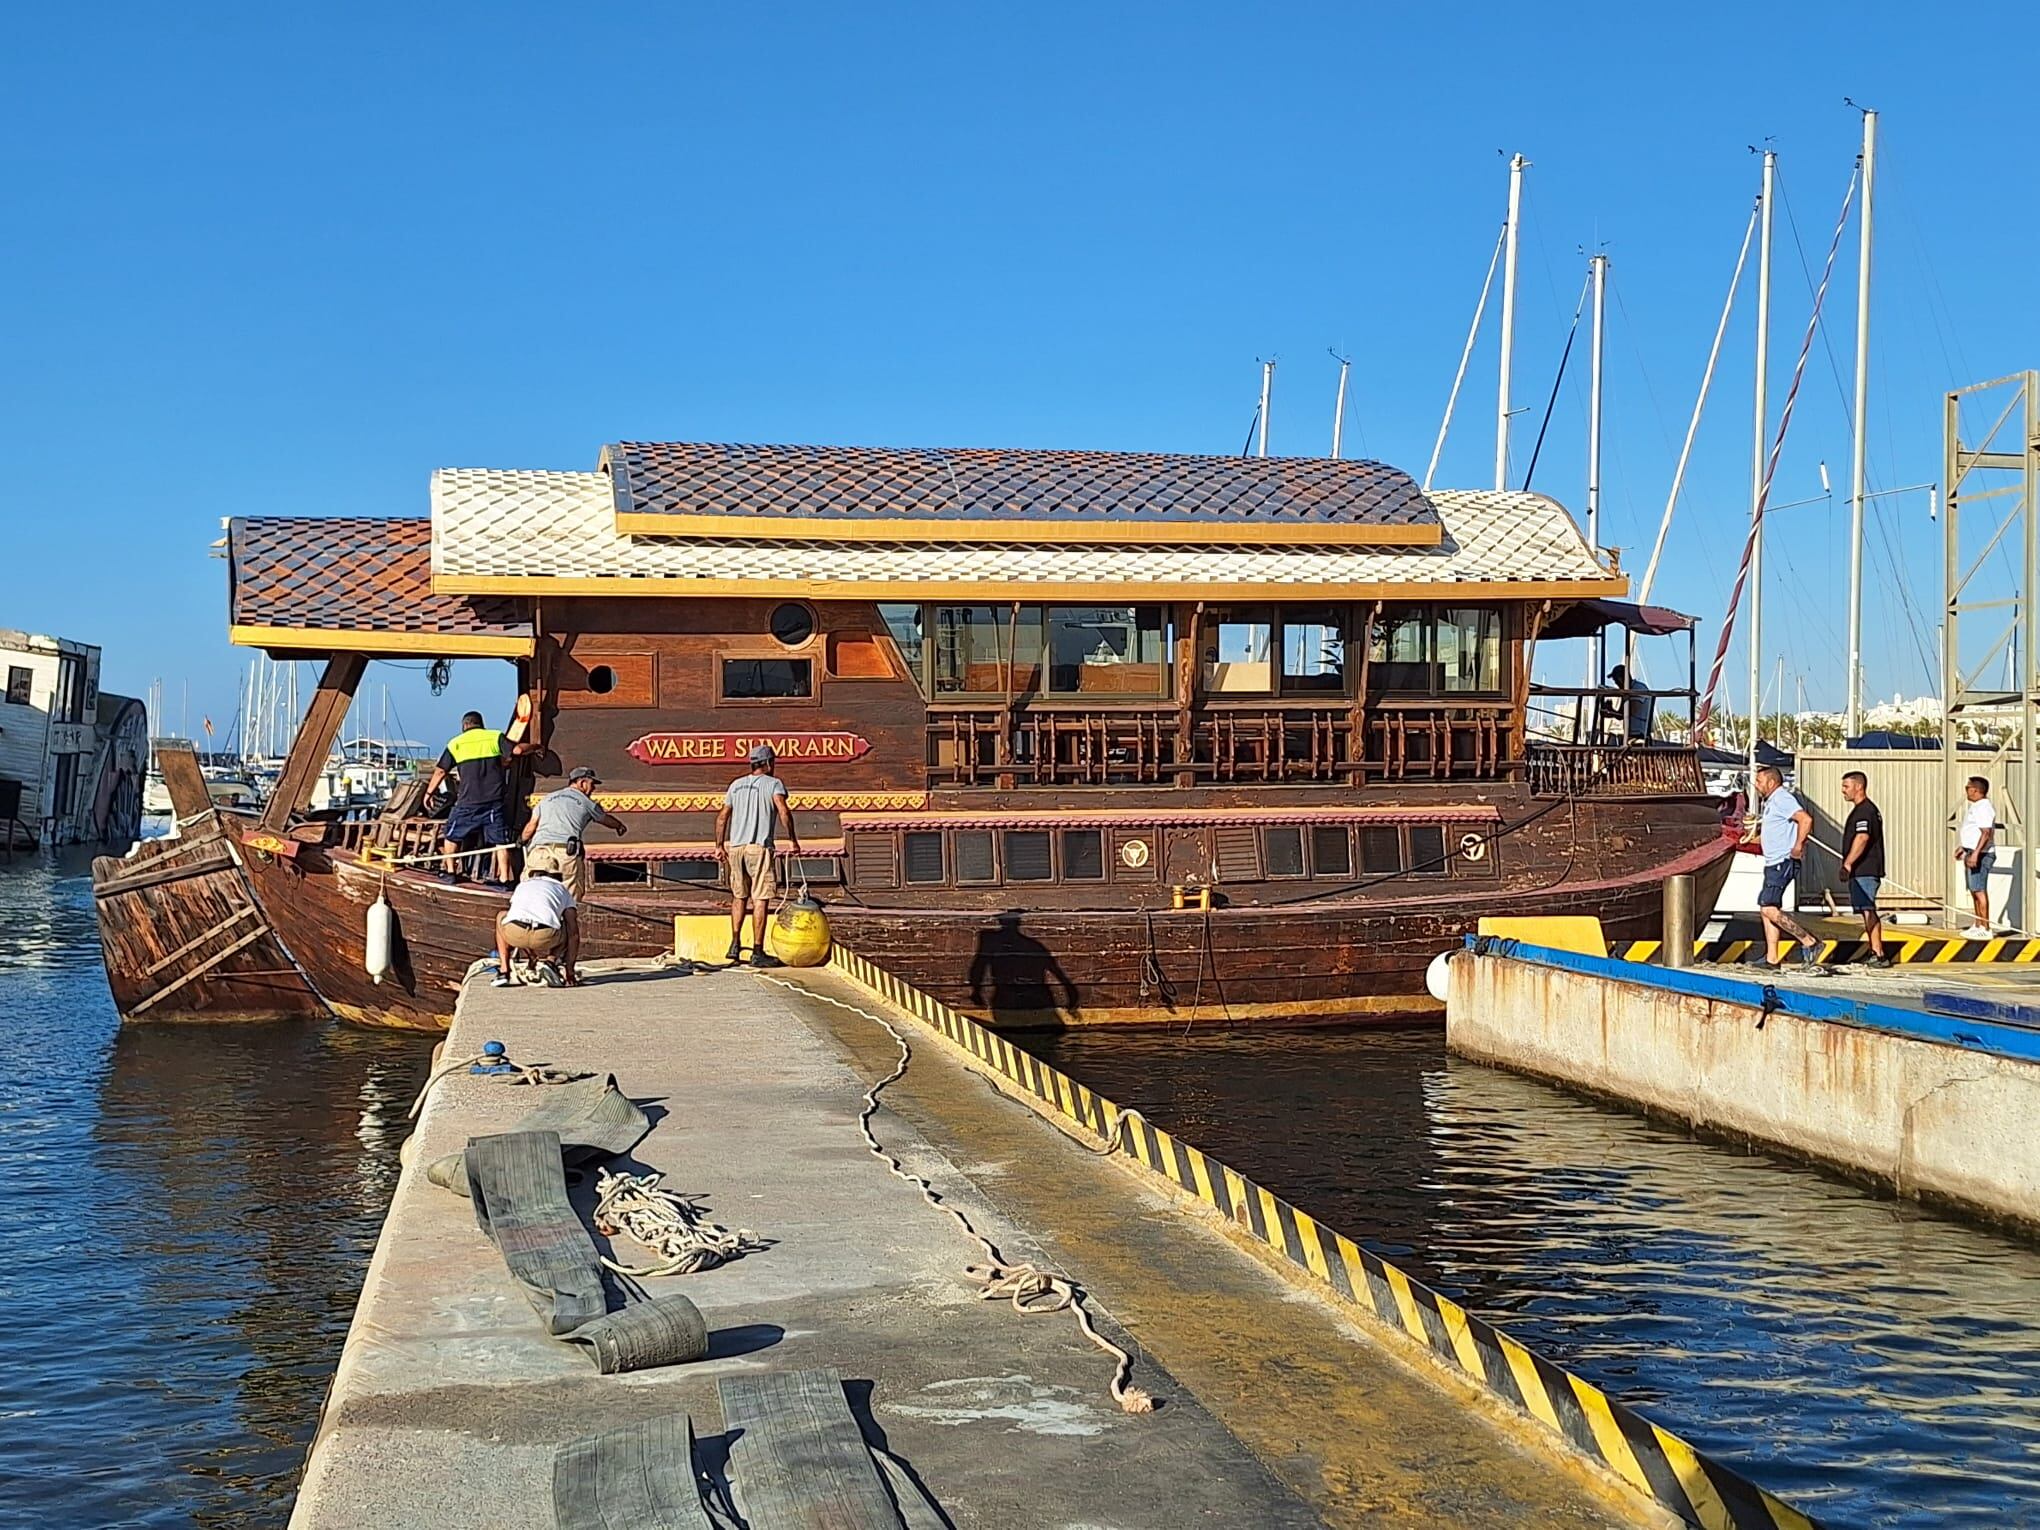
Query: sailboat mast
1496 153 1527 490
1747 149 1776 781
1846 108 1877 738
1587 250 1609 682
1329 351 1350 460
1257 359 1275 458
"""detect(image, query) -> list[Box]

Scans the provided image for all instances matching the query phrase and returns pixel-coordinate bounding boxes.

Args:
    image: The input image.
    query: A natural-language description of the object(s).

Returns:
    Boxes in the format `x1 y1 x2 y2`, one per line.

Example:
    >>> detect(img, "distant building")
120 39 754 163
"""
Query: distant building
0 630 146 849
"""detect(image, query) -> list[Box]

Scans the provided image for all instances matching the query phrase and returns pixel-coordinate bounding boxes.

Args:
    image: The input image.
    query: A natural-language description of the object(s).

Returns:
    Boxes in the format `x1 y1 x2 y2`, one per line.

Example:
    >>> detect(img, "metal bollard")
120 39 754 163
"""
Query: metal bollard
1662 874 1695 969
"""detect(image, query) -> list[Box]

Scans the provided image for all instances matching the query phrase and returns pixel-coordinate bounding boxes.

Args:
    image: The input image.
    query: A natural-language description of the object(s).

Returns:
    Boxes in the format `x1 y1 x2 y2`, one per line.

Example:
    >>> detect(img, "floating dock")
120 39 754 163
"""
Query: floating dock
1449 938 2040 1231
293 955 1682 1530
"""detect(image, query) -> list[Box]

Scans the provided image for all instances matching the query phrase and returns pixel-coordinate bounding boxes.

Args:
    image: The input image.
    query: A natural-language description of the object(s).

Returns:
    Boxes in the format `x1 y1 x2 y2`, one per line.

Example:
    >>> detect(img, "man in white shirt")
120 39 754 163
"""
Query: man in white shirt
493 869 579 987
1955 775 1998 939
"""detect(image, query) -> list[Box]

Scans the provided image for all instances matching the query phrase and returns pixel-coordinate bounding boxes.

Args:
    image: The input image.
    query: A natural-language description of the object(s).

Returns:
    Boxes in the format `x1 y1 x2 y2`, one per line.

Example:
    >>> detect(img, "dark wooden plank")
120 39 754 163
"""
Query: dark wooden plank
262 654 369 830
154 740 214 819
718 1368 900 1529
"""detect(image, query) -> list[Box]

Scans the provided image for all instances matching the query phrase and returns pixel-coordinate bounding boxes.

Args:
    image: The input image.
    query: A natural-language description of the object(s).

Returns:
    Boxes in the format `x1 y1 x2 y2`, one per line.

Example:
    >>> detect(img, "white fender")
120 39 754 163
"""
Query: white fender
1425 950 1453 1005
365 894 395 985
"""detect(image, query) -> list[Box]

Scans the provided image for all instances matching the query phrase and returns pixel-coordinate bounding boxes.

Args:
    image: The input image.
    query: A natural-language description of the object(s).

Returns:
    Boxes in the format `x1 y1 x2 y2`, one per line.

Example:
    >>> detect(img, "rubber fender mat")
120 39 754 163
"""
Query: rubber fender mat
554 1413 713 1530
429 1074 650 1196
718 1368 904 1528
565 1292 709 1375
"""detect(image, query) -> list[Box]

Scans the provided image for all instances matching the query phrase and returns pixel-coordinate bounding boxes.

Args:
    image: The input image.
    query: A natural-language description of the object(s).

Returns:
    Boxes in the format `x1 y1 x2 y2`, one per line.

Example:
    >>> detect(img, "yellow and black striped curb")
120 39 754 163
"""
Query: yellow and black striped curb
1617 934 2040 966
825 945 1820 1530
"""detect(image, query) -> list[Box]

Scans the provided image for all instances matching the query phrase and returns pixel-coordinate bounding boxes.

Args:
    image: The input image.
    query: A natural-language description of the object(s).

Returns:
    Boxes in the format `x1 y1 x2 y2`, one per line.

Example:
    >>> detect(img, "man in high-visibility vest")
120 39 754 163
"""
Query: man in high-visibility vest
425 711 533 883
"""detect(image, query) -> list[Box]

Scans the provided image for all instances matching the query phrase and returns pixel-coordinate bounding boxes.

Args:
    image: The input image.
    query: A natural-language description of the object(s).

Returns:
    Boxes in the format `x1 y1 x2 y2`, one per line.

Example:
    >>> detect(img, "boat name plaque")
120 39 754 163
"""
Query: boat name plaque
626 731 873 766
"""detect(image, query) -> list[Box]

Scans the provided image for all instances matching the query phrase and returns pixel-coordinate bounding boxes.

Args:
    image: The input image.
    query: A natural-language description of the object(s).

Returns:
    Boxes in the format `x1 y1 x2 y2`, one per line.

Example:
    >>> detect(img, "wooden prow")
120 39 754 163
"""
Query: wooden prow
152 739 214 820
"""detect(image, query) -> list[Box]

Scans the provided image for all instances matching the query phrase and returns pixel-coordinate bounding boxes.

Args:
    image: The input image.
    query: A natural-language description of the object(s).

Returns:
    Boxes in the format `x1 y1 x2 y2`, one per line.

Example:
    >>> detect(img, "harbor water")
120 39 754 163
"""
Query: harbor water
0 852 431 1530
1030 1024 2040 1530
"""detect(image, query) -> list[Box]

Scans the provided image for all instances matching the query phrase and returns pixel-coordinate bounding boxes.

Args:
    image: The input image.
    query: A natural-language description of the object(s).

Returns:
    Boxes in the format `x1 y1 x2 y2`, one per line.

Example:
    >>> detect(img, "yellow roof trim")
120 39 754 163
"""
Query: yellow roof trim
434 573 1627 602
614 512 1442 548
227 624 534 658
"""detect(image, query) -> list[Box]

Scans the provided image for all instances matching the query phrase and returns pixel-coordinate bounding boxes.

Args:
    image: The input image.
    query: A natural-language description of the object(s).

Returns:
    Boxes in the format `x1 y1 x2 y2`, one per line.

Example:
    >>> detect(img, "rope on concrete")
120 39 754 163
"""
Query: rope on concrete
758 974 1158 1415
592 1169 765 1277
407 1048 589 1121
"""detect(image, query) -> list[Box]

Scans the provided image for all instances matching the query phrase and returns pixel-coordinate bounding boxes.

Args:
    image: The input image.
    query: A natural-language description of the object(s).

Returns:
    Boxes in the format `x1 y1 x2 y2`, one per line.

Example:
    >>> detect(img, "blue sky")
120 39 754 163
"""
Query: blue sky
4 3 2035 744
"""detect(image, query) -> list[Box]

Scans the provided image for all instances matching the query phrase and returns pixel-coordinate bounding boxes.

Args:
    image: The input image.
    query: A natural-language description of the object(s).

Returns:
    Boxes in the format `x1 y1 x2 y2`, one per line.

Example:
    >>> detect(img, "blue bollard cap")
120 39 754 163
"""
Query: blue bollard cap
481 1040 506 1058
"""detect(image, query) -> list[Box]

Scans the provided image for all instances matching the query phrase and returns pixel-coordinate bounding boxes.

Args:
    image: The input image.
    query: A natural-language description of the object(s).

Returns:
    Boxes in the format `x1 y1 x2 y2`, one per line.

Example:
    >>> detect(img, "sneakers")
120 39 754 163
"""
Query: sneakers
1962 924 1994 940
535 960 565 988
725 936 744 962
491 973 512 988
750 951 786 969
1864 952 1896 968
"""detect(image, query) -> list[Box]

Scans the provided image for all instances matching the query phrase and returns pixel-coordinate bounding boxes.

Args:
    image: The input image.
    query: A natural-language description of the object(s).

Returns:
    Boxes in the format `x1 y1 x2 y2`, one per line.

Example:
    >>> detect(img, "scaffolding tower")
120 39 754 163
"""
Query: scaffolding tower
1943 371 2040 931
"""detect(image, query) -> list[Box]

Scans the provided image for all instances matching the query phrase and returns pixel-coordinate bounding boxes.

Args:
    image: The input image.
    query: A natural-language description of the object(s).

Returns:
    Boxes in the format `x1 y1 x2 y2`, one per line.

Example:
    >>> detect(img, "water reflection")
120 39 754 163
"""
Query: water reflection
1031 1025 2040 1530
0 853 431 1529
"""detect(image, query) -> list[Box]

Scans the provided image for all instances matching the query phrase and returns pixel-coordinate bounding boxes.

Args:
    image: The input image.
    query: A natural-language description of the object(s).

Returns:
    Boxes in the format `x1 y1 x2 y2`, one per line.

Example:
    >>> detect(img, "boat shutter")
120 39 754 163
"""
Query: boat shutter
1359 827 1402 874
903 832 945 884
1061 829 1105 881
1407 824 1448 876
954 830 996 883
850 833 898 889
1004 830 1054 882
1311 825 1352 877
1262 825 1306 878
1213 825 1261 882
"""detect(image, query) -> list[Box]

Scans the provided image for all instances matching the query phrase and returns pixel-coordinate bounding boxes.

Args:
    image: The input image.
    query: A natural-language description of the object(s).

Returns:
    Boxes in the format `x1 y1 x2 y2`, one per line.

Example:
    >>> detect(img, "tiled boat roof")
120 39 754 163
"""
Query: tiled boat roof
228 517 533 652
601 442 1441 542
429 469 1617 597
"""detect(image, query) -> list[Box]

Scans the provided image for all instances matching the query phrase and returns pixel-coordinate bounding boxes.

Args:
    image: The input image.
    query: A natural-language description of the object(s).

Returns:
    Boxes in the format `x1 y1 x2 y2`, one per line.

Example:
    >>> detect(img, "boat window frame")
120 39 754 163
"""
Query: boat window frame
1366 602 1510 699
716 653 819 707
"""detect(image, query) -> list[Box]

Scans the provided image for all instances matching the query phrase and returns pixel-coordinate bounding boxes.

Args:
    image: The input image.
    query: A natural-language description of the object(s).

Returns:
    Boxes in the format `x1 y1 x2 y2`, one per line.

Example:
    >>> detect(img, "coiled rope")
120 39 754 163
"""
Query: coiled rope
758 975 1157 1415
591 1169 765 1277
407 1048 588 1121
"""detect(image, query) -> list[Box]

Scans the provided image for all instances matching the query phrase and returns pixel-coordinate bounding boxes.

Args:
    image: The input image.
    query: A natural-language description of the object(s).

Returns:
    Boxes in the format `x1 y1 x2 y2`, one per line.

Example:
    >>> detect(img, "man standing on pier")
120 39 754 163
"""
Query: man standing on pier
1754 765 1829 974
521 765 625 897
715 743 802 967
426 711 533 885
1955 775 1998 939
1837 771 1892 967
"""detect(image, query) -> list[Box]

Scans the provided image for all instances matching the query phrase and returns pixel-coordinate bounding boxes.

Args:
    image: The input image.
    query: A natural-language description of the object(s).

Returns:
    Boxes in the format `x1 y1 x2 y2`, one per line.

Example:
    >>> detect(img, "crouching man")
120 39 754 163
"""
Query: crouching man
493 868 579 988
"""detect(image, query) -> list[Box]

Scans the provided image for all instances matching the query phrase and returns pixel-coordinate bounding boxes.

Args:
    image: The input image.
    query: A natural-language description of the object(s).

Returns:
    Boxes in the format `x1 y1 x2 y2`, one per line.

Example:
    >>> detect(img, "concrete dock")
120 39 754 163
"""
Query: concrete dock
1449 940 2040 1230
293 957 1665 1529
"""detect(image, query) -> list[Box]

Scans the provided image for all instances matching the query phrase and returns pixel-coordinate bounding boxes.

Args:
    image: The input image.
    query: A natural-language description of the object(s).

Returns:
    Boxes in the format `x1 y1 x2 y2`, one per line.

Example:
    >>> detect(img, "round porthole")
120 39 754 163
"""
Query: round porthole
588 665 616 695
771 602 816 647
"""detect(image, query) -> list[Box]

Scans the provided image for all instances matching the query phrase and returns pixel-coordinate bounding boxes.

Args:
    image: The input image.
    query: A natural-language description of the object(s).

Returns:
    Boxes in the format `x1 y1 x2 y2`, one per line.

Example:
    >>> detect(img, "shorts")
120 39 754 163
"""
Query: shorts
524 841 588 898
497 916 563 955
1848 875 1881 915
1965 849 1995 894
444 802 511 849
728 843 778 902
1758 858 1798 908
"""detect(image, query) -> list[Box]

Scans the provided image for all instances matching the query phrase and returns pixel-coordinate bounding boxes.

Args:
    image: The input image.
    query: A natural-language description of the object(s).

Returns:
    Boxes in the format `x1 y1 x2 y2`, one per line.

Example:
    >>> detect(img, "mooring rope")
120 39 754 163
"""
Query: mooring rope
757 974 1157 1415
591 1169 765 1277
407 1047 589 1121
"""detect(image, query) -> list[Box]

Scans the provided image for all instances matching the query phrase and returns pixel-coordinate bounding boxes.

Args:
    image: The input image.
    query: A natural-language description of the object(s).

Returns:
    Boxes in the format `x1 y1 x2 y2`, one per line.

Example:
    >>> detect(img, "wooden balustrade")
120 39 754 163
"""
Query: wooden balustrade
1525 742 1706 798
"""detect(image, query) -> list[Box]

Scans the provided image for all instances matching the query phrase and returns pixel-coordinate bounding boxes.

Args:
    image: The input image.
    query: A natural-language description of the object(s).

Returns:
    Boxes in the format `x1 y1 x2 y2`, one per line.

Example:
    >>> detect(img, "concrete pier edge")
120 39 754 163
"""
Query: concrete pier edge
821 944 1819 1530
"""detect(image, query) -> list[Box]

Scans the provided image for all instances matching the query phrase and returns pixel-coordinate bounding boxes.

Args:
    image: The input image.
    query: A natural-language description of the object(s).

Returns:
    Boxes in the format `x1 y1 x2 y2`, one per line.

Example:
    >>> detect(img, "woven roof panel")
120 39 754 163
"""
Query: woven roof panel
604 442 1440 531
430 472 1611 590
230 516 531 637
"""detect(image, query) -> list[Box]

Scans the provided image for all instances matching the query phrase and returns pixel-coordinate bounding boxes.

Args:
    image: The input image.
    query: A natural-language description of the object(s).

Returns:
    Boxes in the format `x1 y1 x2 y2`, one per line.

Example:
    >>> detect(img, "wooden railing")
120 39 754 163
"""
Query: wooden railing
1525 742 1707 798
926 702 1523 787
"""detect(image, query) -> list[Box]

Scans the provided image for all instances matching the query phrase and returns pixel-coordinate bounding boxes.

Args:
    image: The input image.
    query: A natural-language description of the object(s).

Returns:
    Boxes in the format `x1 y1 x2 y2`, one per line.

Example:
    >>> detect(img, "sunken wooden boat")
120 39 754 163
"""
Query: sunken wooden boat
95 443 1735 1032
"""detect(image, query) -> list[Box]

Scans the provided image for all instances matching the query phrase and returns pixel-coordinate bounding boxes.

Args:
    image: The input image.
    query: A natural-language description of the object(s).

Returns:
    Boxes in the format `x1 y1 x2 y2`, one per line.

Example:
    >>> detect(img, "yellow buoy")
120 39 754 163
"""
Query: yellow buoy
768 894 832 967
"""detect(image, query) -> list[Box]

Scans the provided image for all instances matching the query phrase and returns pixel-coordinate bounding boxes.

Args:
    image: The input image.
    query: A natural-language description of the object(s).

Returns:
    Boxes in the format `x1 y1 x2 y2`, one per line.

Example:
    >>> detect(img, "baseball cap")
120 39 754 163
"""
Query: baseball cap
748 743 776 765
567 766 601 784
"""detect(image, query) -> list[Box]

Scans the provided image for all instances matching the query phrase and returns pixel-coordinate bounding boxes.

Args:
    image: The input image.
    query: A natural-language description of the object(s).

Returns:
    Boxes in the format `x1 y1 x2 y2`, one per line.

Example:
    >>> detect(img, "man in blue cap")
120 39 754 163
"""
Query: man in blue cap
715 742 802 966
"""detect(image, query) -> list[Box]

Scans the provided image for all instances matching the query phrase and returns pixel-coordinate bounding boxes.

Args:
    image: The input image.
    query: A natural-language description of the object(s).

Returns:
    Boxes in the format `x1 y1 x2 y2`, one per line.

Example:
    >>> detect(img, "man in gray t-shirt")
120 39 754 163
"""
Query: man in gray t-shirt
519 766 626 897
716 744 802 966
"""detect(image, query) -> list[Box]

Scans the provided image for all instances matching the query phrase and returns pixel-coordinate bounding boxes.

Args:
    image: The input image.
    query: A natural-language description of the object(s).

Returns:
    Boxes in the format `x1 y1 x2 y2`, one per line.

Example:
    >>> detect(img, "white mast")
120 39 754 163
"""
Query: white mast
1257 359 1275 457
1329 349 1351 460
1496 152 1528 490
1846 107 1877 738
1587 250 1609 683
1747 149 1777 780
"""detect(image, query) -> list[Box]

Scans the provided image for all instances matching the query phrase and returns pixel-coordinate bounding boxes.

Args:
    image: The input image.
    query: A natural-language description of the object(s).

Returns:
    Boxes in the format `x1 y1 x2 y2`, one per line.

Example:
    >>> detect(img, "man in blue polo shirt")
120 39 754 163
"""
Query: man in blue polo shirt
1754 765 1828 974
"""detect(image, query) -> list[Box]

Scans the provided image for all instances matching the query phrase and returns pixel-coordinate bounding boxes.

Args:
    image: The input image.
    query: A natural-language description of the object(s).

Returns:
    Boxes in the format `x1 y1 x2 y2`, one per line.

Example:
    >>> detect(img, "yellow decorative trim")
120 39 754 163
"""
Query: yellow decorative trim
614 512 1442 548
438 574 1627 602
529 790 931 813
228 624 533 658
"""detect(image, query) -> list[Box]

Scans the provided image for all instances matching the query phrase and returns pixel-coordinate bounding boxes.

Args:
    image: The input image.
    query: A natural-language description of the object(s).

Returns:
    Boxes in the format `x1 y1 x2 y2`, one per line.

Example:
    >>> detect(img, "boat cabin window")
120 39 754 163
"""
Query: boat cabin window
1046 606 1166 696
880 603 925 681
1204 607 1274 694
930 605 1043 695
1004 829 1054 881
903 831 945 884
1311 825 1352 877
954 830 996 883
1359 826 1402 874
1061 828 1105 880
1368 604 1505 696
721 657 813 700
1280 606 1347 694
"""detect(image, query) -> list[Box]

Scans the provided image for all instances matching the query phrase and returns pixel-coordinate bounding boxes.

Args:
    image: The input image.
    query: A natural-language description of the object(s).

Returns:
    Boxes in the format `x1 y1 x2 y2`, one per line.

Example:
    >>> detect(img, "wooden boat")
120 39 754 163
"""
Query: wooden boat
95 444 1734 1032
